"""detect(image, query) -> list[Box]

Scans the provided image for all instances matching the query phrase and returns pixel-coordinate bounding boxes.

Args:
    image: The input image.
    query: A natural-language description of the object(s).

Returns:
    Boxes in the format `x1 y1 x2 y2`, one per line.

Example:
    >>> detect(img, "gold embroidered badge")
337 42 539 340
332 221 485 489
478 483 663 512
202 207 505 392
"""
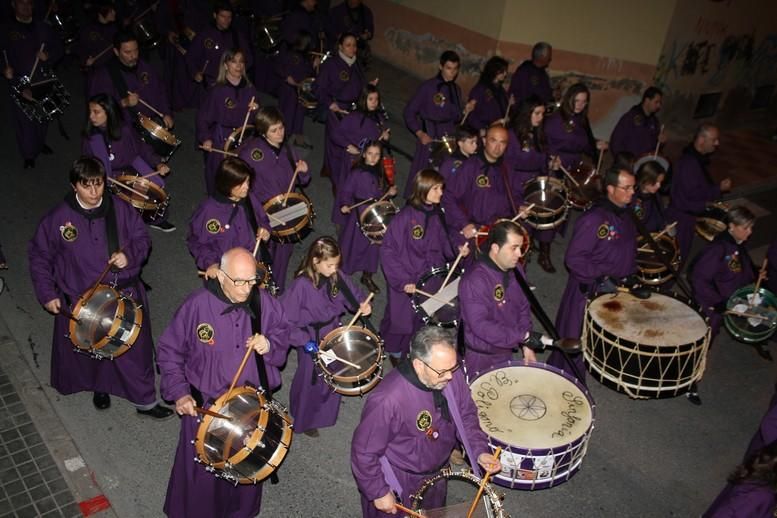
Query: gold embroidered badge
196 323 215 344
206 219 221 234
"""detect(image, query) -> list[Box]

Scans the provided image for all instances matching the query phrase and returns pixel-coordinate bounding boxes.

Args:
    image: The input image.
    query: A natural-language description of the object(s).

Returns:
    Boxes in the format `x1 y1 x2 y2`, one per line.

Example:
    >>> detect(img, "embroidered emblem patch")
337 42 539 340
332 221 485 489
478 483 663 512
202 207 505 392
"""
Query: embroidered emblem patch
339 70 350 82
476 174 490 187
60 222 78 242
330 281 339 298
494 284 505 302
411 225 424 240
633 114 644 127
250 148 264 161
196 323 215 344
204 38 215 49
726 252 741 272
140 71 150 84
225 97 235 109
633 199 644 219
530 74 539 86
563 120 575 133
416 410 432 431
484 89 493 101
206 219 222 234
8 32 22 42
89 31 100 41
597 223 610 239
433 92 446 107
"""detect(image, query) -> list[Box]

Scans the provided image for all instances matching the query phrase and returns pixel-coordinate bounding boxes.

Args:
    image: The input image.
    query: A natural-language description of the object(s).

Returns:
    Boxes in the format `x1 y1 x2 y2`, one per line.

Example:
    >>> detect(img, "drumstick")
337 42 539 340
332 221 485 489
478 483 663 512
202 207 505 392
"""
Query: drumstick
173 41 187 55
558 163 580 187
510 203 536 222
637 222 679 252
583 167 598 185
3 50 8 68
281 166 301 207
504 100 511 122
344 197 375 212
252 237 264 258
133 94 165 119
413 288 455 307
132 1 159 21
90 44 113 63
653 125 664 159
199 59 209 77
225 343 255 401
28 77 58 88
29 44 45 80
140 170 164 180
466 446 502 518
475 231 490 237
194 406 233 421
85 250 124 302
199 145 238 157
459 110 470 126
319 349 361 370
107 177 150 200
237 96 256 146
345 293 375 330
725 309 770 321
394 504 424 518
44 0 54 22
748 258 769 310
595 147 605 174
440 250 465 291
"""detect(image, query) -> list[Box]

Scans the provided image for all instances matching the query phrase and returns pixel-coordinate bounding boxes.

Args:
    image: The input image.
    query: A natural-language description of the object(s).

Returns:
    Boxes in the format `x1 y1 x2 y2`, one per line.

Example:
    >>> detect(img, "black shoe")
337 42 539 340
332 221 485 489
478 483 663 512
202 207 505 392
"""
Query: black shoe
361 273 380 293
149 221 176 232
136 404 175 420
302 429 320 437
23 159 35 169
93 392 111 410
41 145 53 155
686 392 702 406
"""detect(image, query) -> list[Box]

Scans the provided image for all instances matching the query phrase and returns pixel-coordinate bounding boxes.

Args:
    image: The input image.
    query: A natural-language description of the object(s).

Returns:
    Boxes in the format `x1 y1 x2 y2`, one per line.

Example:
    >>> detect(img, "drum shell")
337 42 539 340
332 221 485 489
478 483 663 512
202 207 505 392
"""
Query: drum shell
224 125 255 153
724 285 777 343
297 78 317 110
635 234 680 285
263 192 315 244
695 203 728 242
565 163 602 210
135 114 181 162
522 176 568 230
11 71 71 123
410 468 509 517
111 175 170 224
428 136 457 169
358 201 398 244
316 327 384 396
411 264 463 328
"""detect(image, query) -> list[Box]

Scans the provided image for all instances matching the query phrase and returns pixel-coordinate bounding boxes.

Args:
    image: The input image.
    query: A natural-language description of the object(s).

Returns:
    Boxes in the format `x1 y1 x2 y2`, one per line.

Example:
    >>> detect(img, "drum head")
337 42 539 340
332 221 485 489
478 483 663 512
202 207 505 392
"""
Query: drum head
725 285 777 343
197 386 265 467
470 362 593 450
70 285 121 348
114 175 167 211
359 201 398 241
412 266 462 327
264 192 313 241
319 327 382 382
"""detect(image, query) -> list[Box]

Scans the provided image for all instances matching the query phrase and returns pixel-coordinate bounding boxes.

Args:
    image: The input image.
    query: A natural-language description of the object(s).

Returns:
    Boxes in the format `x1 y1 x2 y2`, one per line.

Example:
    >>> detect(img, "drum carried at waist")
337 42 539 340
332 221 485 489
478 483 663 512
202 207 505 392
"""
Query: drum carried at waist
469 361 595 490
263 192 315 243
583 291 710 398
522 176 568 230
564 161 601 210
11 69 71 123
724 284 777 343
195 386 293 484
314 326 385 396
224 125 255 153
358 200 399 245
410 468 510 517
297 78 317 110
635 233 680 285
135 113 181 163
411 264 464 328
695 202 729 242
110 174 170 224
68 284 143 360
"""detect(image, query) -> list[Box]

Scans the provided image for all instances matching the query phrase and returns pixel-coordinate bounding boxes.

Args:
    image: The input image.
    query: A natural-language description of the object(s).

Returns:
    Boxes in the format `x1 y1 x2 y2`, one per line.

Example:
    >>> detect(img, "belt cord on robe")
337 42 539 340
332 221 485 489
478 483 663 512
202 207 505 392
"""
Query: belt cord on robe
442 383 482 479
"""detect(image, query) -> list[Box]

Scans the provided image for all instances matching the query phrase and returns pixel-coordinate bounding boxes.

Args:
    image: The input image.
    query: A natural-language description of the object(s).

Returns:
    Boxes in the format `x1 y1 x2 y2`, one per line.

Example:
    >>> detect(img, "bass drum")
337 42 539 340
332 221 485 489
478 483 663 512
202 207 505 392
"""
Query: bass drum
724 284 777 343
315 326 385 396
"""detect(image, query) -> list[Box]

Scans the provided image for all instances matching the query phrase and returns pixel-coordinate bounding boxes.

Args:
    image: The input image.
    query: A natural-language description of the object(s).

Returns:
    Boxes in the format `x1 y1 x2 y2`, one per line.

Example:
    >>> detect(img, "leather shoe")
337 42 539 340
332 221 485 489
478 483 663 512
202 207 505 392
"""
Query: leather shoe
136 404 175 420
361 273 380 293
302 429 320 437
686 392 702 406
93 392 111 410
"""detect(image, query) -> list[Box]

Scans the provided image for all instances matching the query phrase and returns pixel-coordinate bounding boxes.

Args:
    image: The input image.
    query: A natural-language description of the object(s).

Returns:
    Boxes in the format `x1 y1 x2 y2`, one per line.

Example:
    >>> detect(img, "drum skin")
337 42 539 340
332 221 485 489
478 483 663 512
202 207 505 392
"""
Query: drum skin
635 233 680 285
724 285 777 343
411 264 463 328
315 326 385 396
522 177 568 230
262 192 315 243
111 175 169 224
358 201 398 244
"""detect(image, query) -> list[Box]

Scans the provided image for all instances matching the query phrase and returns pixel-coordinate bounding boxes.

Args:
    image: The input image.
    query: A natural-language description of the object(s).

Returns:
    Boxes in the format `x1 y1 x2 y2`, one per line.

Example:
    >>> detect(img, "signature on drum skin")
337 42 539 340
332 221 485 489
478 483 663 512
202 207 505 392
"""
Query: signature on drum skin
551 391 585 439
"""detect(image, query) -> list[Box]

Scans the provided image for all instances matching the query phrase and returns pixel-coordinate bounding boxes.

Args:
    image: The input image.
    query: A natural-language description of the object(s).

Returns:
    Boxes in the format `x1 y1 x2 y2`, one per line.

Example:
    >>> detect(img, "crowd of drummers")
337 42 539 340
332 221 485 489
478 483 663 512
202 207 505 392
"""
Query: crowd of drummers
4 0 777 516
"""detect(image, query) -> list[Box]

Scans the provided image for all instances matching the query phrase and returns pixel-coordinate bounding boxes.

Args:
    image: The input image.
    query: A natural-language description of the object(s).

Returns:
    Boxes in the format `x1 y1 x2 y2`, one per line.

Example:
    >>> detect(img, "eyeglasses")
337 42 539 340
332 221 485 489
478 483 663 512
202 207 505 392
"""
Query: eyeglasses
615 184 636 192
220 269 258 287
419 358 461 377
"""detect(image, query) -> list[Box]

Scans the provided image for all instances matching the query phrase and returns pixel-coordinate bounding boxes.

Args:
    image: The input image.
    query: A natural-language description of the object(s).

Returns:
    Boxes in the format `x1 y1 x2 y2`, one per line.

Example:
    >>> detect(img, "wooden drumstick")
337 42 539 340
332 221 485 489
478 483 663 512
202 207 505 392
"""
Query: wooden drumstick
466 446 502 518
44 0 54 22
132 0 158 21
319 349 361 370
583 167 598 185
28 77 58 88
173 41 187 55
90 44 113 63
440 249 465 291
637 222 678 251
653 125 665 159
394 504 424 518
475 231 490 237
107 177 150 200
140 170 164 180
748 258 769 310
345 292 375 330
225 343 255 401
3 50 9 68
725 309 769 321
595 147 605 174
344 197 375 212
199 59 209 77
558 164 580 187
237 96 256 146
85 249 124 302
133 94 165 119
510 203 536 222
198 145 238 157
414 288 455 307
194 406 233 421
460 109 470 126
29 43 45 80
281 166 301 207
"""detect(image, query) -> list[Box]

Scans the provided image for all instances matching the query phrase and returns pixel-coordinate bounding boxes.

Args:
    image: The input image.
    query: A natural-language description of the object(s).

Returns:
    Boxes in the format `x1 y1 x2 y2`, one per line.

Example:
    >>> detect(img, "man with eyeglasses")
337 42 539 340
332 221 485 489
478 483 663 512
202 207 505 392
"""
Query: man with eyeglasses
28 157 173 418
156 247 289 518
351 326 501 516
547 165 643 384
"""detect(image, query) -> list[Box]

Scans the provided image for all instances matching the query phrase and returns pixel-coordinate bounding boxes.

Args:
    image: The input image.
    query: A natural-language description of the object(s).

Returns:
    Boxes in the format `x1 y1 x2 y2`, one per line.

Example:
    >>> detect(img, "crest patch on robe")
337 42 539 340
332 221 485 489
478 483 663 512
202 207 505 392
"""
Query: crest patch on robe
726 252 742 273
140 71 150 84
224 97 236 109
633 114 644 126
416 410 432 431
411 225 424 240
433 92 446 107
530 75 540 86
494 284 505 302
339 70 350 82
196 323 215 344
476 174 490 188
204 38 215 49
60 222 78 242
250 148 263 161
206 219 222 234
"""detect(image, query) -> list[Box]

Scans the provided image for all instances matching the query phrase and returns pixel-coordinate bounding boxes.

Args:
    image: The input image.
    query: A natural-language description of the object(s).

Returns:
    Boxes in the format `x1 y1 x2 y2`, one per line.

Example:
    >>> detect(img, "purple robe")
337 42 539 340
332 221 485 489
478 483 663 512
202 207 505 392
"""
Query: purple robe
745 385 777 460
609 104 661 158
507 60 553 105
690 232 755 336
195 80 259 194
157 286 289 518
703 481 776 517
28 194 157 405
768 239 777 295
281 273 366 433
273 47 314 136
442 153 518 233
548 200 638 381
88 57 172 122
238 136 311 290
437 150 469 182
82 125 163 187
544 111 595 169
379 204 454 356
467 82 508 131
186 193 271 271
402 75 464 196
351 368 490 517
1 18 63 160
460 258 533 376
326 1 374 44
184 23 253 97
281 6 326 46
337 166 386 274
667 147 721 265
629 190 667 234
76 20 118 71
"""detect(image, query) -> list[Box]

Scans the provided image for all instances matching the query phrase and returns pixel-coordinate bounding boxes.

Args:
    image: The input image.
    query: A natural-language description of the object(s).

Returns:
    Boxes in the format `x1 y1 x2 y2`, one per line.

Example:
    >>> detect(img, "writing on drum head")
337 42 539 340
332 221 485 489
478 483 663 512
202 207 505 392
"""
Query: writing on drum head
551 392 585 439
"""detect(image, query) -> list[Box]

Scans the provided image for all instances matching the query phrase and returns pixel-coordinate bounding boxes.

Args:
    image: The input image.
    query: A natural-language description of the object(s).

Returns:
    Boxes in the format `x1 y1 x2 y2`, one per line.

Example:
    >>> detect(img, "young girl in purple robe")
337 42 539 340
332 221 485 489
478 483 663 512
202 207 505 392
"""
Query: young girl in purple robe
468 55 512 132
631 159 668 233
281 236 372 436
338 141 397 293
545 82 608 169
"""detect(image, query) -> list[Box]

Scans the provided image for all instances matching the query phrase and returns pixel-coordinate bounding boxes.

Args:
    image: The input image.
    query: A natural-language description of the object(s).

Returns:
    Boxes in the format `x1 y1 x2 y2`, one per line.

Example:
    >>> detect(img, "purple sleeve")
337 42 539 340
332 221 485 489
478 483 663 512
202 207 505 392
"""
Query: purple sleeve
403 84 425 134
351 390 399 501
260 290 291 374
380 213 416 289
279 278 313 346
195 89 216 144
441 162 472 232
28 212 59 305
450 373 490 455
157 298 195 402
564 214 607 283
460 270 530 348
249 192 271 232
117 202 152 278
690 243 727 310
608 113 630 158
185 201 222 271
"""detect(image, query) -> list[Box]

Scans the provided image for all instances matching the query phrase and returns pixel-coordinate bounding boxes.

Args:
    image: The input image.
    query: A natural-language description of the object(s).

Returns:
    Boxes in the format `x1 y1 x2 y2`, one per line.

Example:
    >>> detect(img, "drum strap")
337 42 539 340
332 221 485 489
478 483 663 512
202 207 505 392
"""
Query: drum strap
105 196 120 257
238 198 274 265
496 160 519 216
336 277 379 335
107 59 131 100
442 383 482 479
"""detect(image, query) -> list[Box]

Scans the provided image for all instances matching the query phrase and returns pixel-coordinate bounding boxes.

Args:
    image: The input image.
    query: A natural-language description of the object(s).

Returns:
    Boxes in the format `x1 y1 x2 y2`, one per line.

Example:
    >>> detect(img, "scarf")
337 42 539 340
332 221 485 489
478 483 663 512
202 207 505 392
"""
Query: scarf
397 359 450 421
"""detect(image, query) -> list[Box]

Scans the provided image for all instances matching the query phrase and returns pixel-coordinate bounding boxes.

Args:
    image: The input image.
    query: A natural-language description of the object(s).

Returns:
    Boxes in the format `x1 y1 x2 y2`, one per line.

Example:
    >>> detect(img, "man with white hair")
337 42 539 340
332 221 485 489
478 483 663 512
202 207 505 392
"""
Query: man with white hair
507 41 554 106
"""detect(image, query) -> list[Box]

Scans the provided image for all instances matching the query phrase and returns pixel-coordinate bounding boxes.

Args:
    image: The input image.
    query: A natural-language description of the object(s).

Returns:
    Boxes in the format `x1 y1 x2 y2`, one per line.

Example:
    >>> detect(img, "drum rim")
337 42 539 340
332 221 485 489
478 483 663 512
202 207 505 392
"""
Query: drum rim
317 326 384 382
137 114 179 146
523 176 570 224
410 467 509 516
636 234 679 278
411 264 462 327
358 200 398 243
263 191 313 238
113 175 168 210
69 284 142 358
724 284 777 342
223 124 255 152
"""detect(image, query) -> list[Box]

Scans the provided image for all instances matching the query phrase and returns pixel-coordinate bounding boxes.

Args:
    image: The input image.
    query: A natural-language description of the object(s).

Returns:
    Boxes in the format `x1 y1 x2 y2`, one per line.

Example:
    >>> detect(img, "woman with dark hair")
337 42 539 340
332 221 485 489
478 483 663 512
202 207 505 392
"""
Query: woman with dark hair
237 106 310 291
544 82 607 169
274 31 316 149
280 236 372 437
82 93 175 231
337 141 397 292
196 48 259 195
186 157 271 279
631 159 668 233
379 169 467 364
468 55 511 131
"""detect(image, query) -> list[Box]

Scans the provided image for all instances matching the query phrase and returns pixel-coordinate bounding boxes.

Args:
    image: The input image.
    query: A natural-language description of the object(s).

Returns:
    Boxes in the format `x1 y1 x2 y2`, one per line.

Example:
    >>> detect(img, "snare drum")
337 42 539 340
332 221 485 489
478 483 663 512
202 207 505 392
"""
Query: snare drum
522 177 568 230
469 361 595 490
429 135 457 169
315 326 384 396
195 386 293 484
358 201 398 244
263 192 315 243
297 78 317 110
635 233 680 285
412 264 463 327
111 174 170 224
565 161 602 210
69 284 143 360
224 125 255 153
696 203 729 242
633 154 670 176
410 468 510 517
724 284 777 343
135 113 181 162
11 70 71 123
583 291 710 398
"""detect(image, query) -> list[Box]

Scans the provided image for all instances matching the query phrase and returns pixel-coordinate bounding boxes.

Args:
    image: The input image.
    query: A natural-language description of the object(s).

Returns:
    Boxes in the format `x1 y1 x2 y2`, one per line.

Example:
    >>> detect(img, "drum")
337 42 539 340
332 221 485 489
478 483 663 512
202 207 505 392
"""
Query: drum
583 291 710 398
469 361 595 490
263 192 315 243
410 467 510 517
635 233 680 285
358 201 399 244
195 386 293 484
133 18 161 49
11 70 71 123
695 203 728 242
224 125 255 153
296 78 318 110
135 113 181 162
522 177 568 230
315 326 385 396
49 13 78 46
254 260 279 296
565 161 602 210
69 284 143 360
429 135 457 169
724 284 777 343
633 154 670 176
411 264 463 328
476 220 531 264
111 174 170 224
